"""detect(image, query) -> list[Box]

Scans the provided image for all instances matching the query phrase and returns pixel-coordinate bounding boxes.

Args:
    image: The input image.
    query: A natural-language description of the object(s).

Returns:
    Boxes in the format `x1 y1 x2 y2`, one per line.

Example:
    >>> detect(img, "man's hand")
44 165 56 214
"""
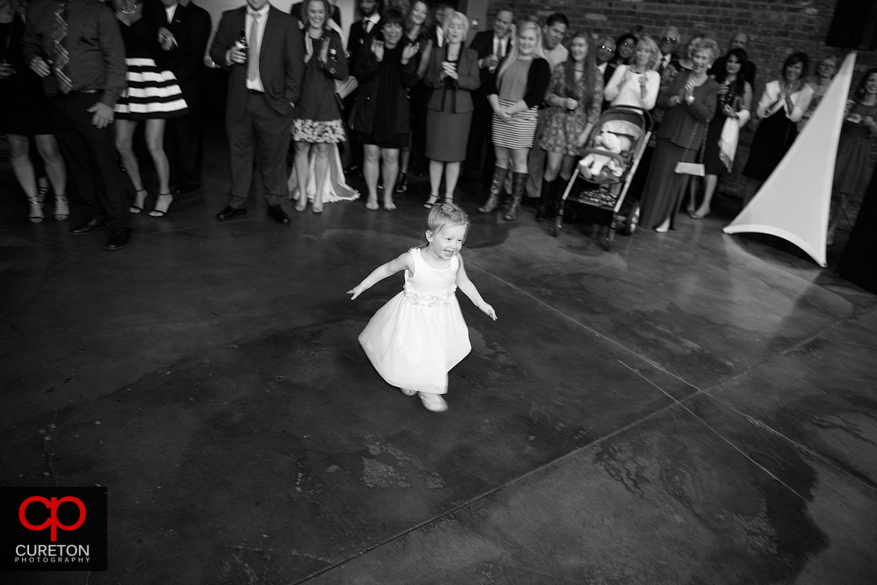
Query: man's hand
484 54 499 70
88 102 114 129
29 56 51 77
228 45 247 65
0 62 15 80
158 28 176 52
401 42 419 64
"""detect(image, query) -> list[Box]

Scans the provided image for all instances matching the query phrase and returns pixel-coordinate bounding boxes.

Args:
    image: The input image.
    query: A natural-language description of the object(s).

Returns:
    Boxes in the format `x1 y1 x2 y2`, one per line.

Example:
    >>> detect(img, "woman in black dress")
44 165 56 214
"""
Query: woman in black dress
0 0 67 223
352 8 421 211
742 52 813 206
687 47 752 219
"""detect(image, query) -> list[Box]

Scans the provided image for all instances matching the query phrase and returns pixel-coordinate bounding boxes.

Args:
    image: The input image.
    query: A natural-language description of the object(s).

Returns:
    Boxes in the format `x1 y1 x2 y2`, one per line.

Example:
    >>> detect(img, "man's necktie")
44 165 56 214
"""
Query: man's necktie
51 2 73 94
247 12 260 83
362 19 370 34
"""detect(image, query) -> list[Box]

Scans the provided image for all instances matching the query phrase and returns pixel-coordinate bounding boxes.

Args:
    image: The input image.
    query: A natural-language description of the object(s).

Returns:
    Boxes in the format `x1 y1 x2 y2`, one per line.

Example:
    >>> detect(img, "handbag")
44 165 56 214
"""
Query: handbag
674 119 706 176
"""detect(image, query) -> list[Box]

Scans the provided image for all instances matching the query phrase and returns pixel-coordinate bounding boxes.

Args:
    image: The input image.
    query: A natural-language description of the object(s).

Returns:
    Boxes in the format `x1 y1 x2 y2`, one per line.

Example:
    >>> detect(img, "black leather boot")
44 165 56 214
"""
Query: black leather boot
504 172 528 221
478 165 509 213
535 177 558 221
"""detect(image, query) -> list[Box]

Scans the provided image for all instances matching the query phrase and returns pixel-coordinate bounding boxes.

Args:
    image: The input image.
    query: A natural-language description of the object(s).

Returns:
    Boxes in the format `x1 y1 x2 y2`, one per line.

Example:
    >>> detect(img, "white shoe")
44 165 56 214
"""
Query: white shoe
419 392 448 412
400 388 417 396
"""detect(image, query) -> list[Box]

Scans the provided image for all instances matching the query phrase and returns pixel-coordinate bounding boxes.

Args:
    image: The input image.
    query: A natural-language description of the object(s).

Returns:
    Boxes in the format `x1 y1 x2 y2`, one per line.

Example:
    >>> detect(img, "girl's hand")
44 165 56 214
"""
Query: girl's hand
0 62 15 79
478 302 497 321
722 104 736 118
575 132 588 148
442 61 458 79
347 285 365 300
717 83 729 96
498 108 512 122
304 35 314 62
372 39 384 62
864 116 876 130
564 97 578 110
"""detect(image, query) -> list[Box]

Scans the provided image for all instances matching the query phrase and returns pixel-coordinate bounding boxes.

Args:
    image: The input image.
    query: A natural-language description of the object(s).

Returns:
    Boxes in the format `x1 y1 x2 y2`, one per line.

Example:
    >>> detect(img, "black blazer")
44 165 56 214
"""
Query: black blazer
468 30 506 106
209 5 305 121
346 16 380 74
147 0 211 96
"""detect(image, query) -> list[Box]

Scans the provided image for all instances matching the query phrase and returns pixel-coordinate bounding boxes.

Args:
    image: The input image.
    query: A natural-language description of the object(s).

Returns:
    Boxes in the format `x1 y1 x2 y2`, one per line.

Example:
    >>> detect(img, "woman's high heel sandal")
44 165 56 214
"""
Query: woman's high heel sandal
28 197 44 224
424 194 439 209
149 193 174 217
36 184 49 208
130 189 148 214
54 195 69 221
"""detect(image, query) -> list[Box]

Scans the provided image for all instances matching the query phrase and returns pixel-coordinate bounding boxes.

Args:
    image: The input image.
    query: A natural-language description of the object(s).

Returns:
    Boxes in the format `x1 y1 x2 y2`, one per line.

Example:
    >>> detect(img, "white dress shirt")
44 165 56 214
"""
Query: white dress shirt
165 4 177 24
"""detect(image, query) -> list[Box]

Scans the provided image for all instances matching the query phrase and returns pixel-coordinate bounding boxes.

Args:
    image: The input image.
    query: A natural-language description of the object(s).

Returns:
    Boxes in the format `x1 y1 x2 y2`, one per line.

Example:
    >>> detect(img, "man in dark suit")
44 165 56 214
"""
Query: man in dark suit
23 0 132 251
343 0 381 172
210 0 305 224
464 7 513 181
155 0 212 195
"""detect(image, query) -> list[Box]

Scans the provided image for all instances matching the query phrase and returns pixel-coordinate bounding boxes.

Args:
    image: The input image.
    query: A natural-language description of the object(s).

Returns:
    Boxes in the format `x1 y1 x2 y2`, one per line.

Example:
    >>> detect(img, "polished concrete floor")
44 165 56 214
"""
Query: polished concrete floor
2 131 877 584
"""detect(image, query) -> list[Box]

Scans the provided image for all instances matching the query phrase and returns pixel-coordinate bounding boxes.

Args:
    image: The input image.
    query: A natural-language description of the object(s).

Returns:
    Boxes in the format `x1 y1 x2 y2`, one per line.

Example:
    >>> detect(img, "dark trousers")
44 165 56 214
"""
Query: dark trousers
225 92 293 208
465 103 495 178
50 93 130 229
166 87 204 188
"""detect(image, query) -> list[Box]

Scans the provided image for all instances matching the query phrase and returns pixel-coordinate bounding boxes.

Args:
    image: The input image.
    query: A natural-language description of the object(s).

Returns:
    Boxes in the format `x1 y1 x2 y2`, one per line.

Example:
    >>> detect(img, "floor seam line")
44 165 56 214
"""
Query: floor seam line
295 388 686 583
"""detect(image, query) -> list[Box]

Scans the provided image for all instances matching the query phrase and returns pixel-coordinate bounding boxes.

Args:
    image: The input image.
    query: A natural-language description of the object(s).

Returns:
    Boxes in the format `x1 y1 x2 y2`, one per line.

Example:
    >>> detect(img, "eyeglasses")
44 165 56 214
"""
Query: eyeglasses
599 45 614 51
662 37 677 43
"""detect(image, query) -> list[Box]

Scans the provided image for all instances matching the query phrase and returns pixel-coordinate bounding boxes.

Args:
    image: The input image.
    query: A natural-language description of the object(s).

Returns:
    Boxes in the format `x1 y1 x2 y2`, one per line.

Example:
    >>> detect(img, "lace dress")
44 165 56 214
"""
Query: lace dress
358 247 471 394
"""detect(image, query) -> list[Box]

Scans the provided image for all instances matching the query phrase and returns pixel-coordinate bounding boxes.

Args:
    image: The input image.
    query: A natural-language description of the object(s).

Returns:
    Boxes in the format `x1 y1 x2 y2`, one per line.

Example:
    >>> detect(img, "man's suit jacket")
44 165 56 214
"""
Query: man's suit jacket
209 5 305 121
346 17 379 74
155 1 211 101
468 30 501 107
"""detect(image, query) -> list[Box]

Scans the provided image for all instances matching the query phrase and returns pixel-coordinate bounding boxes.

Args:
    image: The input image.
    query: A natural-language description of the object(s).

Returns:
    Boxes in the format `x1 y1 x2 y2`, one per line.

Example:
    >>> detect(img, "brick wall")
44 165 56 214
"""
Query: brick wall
488 0 877 203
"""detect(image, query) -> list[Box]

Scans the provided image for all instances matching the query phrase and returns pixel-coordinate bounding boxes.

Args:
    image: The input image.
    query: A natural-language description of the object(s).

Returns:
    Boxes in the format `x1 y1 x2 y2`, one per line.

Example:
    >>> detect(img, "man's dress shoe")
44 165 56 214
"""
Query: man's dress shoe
216 206 247 221
104 228 132 251
69 219 106 235
267 205 291 224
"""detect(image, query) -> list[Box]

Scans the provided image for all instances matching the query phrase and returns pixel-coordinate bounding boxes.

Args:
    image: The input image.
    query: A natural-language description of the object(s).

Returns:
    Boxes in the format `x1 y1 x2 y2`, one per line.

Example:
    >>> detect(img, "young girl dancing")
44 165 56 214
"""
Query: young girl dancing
348 203 497 412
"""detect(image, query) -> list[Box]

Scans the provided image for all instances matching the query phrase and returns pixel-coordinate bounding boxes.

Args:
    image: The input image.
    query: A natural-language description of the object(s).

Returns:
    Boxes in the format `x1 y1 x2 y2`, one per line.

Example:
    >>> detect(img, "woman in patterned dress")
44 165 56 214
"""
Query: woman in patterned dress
292 0 348 213
537 30 603 220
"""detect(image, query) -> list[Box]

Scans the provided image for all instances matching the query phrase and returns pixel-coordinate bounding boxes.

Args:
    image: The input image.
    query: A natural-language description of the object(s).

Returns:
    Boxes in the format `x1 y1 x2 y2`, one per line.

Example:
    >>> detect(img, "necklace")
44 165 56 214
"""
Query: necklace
119 2 138 16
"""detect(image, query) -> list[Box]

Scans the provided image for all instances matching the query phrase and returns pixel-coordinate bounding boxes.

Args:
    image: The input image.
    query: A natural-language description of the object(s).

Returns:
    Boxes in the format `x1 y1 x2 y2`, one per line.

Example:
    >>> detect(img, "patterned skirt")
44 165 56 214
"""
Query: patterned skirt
491 98 539 149
115 58 188 120
292 119 346 144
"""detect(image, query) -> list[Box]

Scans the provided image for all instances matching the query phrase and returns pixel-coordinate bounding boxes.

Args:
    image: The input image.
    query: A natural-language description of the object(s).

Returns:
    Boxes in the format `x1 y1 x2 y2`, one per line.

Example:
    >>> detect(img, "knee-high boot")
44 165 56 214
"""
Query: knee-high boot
535 177 557 221
504 171 528 221
478 165 509 213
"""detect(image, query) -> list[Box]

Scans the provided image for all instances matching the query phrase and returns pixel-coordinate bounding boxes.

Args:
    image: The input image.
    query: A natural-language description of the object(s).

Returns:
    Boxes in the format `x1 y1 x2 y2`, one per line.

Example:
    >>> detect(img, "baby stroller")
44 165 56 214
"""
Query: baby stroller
553 106 652 250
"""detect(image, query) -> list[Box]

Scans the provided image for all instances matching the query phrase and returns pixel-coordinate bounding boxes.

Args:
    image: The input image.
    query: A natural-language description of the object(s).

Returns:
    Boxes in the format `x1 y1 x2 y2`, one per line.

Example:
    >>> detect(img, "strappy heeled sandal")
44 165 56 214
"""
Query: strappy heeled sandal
28 196 44 223
54 195 69 221
423 194 439 209
130 189 148 214
149 193 174 217
36 184 50 208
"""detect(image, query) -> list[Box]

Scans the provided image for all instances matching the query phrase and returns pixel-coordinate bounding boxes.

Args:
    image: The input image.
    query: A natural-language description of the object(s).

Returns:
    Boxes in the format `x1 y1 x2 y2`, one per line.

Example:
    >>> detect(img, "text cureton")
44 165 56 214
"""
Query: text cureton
15 545 90 557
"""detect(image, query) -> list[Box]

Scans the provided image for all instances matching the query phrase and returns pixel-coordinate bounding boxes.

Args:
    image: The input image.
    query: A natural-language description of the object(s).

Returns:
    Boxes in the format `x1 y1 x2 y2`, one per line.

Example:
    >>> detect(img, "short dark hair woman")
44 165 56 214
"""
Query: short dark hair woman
351 8 421 211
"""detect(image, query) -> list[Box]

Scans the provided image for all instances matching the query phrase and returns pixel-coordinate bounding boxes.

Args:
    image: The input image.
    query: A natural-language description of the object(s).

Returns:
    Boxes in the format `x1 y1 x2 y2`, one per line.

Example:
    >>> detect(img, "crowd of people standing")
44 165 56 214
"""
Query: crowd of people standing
2 0 875 251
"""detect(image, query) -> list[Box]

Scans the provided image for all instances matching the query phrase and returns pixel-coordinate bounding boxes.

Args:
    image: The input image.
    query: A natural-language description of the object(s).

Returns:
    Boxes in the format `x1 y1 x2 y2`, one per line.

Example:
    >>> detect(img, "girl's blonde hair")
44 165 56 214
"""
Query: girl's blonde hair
423 203 470 245
497 21 547 82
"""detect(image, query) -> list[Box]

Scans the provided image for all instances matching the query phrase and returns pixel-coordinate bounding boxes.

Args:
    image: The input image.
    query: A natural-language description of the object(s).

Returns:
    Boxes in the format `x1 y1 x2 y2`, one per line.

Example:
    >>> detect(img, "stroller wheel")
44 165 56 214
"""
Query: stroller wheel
624 201 641 235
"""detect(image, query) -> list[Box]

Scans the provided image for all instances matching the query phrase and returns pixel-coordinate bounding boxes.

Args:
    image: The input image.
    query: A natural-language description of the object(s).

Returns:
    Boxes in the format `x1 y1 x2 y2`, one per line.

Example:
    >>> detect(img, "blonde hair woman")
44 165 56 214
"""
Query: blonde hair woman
477 21 551 221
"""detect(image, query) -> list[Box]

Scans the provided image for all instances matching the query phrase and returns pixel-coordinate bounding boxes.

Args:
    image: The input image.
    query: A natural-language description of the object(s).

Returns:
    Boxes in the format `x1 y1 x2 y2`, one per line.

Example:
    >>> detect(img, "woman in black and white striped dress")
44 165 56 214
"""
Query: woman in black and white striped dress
113 0 188 217
477 21 550 221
